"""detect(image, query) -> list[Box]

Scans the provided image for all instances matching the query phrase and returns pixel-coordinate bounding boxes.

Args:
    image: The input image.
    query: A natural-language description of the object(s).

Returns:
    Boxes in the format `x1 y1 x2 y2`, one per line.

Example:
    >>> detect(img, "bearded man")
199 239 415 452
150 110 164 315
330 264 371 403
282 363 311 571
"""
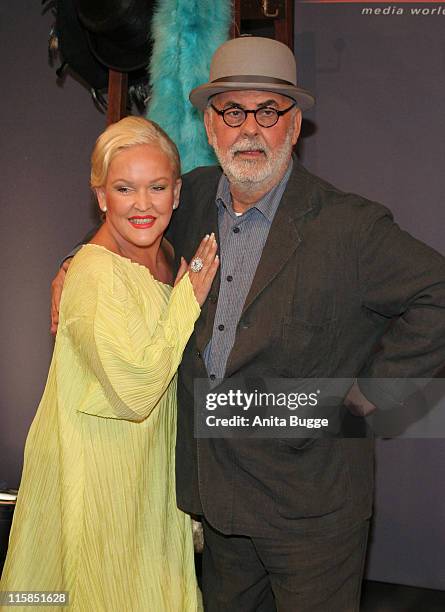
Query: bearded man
169 37 445 611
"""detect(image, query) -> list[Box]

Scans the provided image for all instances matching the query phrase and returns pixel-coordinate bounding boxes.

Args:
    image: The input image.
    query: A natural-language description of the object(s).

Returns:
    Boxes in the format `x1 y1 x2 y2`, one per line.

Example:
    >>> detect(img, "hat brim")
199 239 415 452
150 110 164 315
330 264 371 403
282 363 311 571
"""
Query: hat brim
189 82 315 112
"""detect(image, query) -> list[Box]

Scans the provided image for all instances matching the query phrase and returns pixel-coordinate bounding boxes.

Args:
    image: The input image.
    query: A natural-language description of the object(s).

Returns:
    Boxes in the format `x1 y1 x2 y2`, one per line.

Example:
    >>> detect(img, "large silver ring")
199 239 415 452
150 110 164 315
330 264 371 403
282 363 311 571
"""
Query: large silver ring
190 257 204 273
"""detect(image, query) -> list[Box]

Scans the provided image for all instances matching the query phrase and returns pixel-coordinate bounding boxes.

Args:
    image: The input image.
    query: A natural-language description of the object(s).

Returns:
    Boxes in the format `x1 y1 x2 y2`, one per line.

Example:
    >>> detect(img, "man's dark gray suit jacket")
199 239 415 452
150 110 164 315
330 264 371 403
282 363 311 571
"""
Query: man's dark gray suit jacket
168 160 445 536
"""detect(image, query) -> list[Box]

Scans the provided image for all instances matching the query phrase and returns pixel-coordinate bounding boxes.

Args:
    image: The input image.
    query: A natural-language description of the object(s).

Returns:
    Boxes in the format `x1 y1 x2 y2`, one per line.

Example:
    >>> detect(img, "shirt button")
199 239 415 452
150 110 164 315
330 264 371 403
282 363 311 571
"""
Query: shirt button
210 374 216 380
218 324 225 331
196 350 201 358
233 227 240 234
226 275 233 282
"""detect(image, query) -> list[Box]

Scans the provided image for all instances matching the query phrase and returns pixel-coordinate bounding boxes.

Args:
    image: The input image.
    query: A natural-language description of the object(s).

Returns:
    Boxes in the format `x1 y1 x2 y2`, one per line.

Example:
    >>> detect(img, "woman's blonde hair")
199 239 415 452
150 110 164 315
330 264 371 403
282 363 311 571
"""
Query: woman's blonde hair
90 116 181 188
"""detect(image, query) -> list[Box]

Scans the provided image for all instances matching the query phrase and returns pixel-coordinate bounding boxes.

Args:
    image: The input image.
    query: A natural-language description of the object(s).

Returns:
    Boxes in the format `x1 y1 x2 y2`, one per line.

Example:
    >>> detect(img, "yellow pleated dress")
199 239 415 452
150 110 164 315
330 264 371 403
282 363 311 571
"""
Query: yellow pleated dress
1 244 201 611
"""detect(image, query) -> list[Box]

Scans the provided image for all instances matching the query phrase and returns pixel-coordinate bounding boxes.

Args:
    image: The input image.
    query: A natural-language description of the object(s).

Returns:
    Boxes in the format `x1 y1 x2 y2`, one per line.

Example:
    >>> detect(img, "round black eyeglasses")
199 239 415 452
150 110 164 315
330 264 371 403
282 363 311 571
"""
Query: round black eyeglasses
210 103 296 128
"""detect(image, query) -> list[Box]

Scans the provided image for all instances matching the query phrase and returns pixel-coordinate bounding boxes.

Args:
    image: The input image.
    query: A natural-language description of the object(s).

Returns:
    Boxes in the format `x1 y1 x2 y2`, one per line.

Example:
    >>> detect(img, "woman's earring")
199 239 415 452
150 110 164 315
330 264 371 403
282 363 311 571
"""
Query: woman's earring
173 202 178 210
101 205 107 212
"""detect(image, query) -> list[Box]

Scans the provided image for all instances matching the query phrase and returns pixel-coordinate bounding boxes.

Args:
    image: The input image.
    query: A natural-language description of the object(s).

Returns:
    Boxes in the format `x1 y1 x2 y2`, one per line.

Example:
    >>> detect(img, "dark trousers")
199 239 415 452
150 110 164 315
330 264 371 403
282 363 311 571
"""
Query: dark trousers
202 518 370 612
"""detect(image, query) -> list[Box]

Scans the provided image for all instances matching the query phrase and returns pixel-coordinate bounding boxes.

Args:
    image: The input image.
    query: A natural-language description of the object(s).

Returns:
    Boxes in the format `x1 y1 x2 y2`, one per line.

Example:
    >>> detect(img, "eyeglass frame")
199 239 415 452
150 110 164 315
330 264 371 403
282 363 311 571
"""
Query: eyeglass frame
209 102 296 128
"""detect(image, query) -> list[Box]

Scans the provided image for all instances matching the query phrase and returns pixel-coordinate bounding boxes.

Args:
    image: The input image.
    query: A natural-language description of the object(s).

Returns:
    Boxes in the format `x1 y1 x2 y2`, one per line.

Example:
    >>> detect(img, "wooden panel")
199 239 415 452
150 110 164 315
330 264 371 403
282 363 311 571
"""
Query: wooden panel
243 0 284 19
231 0 294 50
106 70 128 126
274 0 294 49
231 0 241 38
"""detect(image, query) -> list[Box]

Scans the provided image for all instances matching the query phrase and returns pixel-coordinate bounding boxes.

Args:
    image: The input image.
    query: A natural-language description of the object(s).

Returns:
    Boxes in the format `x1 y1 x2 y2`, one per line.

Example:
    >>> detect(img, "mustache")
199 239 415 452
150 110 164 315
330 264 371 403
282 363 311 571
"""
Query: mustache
230 139 269 156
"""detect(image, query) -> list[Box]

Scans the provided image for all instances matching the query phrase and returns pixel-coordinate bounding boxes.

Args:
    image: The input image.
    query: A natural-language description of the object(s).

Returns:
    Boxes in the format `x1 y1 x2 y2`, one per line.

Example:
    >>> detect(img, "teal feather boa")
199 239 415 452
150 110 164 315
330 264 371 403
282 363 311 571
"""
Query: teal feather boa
147 0 231 173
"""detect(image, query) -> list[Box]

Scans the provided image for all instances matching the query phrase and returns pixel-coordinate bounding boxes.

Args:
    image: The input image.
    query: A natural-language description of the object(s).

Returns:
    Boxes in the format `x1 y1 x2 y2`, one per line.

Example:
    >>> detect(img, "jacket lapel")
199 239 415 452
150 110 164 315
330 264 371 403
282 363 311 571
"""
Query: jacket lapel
242 162 314 314
193 176 221 353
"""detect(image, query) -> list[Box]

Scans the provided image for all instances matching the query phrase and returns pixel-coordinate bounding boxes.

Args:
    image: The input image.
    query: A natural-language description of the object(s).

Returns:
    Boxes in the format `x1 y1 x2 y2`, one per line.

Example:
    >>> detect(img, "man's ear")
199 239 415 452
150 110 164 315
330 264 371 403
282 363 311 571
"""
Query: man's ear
203 108 213 146
292 108 303 146
95 188 107 212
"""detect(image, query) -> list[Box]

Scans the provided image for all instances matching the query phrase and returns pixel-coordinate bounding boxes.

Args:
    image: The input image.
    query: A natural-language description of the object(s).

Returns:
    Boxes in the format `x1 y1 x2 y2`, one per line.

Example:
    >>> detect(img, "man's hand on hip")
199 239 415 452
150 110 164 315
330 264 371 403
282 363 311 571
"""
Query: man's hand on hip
344 381 377 417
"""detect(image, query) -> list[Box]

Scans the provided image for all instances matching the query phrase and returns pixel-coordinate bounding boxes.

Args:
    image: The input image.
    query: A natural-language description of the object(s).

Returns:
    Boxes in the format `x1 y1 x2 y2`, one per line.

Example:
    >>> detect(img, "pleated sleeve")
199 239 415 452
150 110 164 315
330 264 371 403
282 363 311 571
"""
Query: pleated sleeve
60 249 200 421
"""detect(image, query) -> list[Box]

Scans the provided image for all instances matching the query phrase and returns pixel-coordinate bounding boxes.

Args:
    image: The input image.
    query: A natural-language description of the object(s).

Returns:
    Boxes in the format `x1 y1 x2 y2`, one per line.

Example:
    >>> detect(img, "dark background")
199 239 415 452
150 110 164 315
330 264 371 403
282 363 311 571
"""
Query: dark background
1 1 444 591
0 2 103 486
294 2 445 590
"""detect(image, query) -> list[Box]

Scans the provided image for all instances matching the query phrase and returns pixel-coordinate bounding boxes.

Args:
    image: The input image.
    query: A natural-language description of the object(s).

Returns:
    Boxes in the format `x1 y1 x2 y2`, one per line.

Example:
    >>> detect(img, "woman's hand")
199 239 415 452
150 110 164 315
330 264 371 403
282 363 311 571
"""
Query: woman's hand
175 233 219 307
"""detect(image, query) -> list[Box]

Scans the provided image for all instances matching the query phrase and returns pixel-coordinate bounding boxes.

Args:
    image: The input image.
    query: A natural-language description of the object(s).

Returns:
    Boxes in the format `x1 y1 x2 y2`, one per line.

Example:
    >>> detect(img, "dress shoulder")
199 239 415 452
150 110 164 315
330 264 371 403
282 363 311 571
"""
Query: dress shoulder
68 244 115 285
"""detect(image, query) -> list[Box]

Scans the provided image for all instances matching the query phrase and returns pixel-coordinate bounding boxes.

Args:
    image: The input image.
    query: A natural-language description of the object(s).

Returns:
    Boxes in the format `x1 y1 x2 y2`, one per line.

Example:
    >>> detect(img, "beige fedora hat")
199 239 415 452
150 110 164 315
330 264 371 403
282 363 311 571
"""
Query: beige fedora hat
189 36 315 112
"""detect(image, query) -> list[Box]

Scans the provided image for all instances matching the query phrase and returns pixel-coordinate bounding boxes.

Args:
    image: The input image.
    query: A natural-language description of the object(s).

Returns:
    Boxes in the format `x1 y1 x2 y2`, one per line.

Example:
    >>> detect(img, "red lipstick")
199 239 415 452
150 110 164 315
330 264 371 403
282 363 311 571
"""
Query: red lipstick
128 215 156 229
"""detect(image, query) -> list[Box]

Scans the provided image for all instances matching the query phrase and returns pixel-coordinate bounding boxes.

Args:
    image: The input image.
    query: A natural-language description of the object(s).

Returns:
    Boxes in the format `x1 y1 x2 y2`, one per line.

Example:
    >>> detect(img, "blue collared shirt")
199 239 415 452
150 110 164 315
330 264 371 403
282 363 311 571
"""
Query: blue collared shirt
203 160 293 378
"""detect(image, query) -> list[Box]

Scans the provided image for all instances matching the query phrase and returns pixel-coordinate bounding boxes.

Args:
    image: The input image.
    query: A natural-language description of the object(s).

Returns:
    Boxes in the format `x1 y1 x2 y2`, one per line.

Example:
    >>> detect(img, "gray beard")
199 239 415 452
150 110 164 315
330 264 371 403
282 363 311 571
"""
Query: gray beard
209 129 294 192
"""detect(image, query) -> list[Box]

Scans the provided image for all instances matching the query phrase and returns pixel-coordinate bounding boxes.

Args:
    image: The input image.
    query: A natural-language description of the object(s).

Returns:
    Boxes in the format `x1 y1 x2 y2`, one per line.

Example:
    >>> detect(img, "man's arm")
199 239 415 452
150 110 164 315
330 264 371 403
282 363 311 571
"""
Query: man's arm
50 225 100 334
50 259 71 335
355 202 445 408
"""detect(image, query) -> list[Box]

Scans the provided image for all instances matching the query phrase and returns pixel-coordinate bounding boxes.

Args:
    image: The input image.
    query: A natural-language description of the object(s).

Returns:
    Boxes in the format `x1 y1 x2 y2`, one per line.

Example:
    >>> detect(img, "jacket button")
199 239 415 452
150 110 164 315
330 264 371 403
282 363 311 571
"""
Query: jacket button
209 295 217 304
196 350 201 359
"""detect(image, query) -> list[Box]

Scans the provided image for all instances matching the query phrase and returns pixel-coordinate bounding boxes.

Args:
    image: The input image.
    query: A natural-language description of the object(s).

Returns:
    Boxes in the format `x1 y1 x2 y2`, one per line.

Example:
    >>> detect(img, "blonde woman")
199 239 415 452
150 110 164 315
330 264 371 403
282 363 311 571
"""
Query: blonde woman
1 117 218 611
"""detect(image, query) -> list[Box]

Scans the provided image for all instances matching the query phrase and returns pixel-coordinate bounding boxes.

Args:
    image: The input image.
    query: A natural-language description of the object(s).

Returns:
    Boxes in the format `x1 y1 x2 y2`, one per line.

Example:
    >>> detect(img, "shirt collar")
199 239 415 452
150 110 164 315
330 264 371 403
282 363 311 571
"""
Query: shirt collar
215 158 293 222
